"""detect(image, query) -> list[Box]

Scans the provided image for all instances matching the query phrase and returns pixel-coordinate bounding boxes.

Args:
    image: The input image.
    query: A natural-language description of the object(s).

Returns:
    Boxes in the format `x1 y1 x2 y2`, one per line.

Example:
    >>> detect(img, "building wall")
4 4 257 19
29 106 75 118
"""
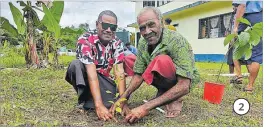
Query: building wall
167 1 232 55
133 1 233 62
135 1 192 16
159 1 195 13
135 1 142 15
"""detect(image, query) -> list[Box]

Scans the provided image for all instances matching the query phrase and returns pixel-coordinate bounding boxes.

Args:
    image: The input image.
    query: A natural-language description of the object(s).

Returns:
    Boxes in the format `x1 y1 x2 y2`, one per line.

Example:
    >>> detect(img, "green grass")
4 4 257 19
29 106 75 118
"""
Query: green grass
48 54 75 67
0 48 25 68
0 52 75 69
0 62 263 127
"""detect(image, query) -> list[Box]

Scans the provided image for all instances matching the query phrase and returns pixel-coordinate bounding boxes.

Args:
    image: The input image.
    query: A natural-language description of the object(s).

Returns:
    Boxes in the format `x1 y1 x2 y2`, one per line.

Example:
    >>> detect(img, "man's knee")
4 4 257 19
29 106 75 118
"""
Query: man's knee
68 59 84 71
155 55 172 60
153 55 175 70
154 55 172 61
124 54 136 63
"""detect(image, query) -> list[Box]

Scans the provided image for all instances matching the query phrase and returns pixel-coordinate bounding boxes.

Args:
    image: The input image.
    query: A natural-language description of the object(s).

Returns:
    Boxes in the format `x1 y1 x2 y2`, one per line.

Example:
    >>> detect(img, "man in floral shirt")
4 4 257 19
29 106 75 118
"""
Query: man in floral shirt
65 10 131 121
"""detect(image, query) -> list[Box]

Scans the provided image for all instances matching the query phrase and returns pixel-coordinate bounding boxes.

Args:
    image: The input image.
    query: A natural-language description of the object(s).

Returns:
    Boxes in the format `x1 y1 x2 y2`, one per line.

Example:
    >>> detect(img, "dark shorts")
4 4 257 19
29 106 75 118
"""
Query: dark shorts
237 11 263 64
65 59 117 109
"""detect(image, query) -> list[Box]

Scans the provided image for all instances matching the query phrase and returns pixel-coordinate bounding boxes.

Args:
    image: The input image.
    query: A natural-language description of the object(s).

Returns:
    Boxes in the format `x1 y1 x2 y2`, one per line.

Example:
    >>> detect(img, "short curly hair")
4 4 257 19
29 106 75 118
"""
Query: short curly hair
97 10 117 24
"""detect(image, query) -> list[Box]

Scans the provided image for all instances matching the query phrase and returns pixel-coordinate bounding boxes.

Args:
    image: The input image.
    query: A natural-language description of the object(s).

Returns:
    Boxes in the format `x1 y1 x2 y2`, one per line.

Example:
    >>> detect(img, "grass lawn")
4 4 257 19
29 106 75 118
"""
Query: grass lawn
0 62 263 127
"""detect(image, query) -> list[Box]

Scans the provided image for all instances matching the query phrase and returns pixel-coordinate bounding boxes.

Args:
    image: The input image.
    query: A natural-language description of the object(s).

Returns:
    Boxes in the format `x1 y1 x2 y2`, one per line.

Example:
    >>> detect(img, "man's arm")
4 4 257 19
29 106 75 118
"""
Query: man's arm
109 73 144 116
233 4 246 33
85 64 103 107
141 76 190 111
120 74 144 100
85 64 114 121
113 63 126 96
124 75 190 123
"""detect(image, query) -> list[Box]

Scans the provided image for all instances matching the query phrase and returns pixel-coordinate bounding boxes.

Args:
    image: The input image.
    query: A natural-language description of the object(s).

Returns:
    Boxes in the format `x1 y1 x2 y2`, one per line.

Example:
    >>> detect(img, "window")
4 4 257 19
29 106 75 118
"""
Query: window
198 12 233 39
157 1 164 7
143 1 155 7
157 0 171 7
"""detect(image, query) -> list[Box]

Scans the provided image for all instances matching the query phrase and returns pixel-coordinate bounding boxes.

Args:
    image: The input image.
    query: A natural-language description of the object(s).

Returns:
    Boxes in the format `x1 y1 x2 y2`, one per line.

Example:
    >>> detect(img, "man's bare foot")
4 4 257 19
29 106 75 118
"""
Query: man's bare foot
165 98 183 118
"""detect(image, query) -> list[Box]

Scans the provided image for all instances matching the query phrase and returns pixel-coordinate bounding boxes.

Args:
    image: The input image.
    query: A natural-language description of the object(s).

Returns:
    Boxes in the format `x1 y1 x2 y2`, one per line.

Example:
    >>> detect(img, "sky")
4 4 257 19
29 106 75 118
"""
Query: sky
0 0 136 32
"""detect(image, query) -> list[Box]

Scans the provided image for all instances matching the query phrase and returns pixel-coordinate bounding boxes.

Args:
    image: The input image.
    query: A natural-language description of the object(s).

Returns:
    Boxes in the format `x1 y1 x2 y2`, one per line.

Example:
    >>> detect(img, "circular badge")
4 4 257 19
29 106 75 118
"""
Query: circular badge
233 98 250 115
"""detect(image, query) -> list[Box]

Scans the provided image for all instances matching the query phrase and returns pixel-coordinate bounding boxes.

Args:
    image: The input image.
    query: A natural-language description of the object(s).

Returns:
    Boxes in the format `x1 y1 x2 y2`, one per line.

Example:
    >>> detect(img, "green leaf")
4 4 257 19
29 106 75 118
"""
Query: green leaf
42 4 61 40
0 17 18 37
115 102 120 106
18 2 41 28
252 22 263 37
244 49 252 60
233 39 239 48
119 98 127 102
115 107 122 113
108 101 114 104
223 34 236 46
50 1 64 23
233 46 244 60
115 93 119 98
249 30 261 46
41 1 64 24
9 2 26 35
249 43 253 49
31 9 41 27
253 22 263 30
106 90 112 94
237 17 251 26
17 1 27 6
233 44 249 60
238 32 250 47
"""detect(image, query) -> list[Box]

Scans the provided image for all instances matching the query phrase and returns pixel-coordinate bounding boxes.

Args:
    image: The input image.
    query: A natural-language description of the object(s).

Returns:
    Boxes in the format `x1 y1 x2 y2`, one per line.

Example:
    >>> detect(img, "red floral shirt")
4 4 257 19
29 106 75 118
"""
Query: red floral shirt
76 32 125 78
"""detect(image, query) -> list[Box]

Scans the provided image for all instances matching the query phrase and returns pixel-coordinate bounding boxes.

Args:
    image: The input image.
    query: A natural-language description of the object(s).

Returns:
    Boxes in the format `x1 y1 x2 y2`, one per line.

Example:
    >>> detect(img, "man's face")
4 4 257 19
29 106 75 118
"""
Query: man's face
137 10 163 45
96 14 117 43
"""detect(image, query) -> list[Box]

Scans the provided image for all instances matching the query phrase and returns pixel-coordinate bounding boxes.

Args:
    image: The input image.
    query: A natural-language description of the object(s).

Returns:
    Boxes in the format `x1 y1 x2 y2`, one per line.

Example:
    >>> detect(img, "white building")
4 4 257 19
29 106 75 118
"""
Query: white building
128 1 233 62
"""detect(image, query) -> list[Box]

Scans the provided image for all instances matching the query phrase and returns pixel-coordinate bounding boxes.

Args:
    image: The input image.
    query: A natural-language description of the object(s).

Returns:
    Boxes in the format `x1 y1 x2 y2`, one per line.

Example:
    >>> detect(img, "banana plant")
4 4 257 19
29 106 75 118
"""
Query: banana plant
12 1 43 68
224 18 263 60
41 31 52 65
1 1 46 68
39 0 64 68
1 1 64 68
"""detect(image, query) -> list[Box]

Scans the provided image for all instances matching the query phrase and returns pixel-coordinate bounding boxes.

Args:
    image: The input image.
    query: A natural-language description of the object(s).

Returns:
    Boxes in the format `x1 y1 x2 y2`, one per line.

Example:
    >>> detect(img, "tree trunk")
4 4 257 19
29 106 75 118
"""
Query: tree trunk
24 38 31 68
43 33 50 63
41 32 50 67
53 41 59 68
26 10 39 68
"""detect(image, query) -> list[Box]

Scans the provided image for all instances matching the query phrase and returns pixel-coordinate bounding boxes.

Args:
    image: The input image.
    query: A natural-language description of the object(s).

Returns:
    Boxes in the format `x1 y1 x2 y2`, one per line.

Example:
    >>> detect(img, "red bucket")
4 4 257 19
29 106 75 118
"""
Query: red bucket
203 82 225 104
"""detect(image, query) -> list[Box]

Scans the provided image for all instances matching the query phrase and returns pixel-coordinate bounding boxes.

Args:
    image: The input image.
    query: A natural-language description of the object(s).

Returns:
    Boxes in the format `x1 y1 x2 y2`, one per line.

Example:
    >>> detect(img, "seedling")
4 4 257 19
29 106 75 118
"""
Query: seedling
217 18 262 81
106 65 127 114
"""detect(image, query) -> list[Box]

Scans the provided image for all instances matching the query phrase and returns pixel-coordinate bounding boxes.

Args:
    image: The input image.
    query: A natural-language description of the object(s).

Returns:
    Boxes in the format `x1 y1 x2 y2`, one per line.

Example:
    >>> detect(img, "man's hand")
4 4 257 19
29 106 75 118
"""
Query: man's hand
124 106 149 124
121 104 131 116
96 105 117 122
109 100 131 116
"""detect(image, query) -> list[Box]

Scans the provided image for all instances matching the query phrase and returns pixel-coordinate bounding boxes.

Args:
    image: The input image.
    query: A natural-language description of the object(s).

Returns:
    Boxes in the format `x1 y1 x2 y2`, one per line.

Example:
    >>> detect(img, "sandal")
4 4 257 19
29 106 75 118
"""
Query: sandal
230 76 243 84
165 99 183 118
243 87 253 93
